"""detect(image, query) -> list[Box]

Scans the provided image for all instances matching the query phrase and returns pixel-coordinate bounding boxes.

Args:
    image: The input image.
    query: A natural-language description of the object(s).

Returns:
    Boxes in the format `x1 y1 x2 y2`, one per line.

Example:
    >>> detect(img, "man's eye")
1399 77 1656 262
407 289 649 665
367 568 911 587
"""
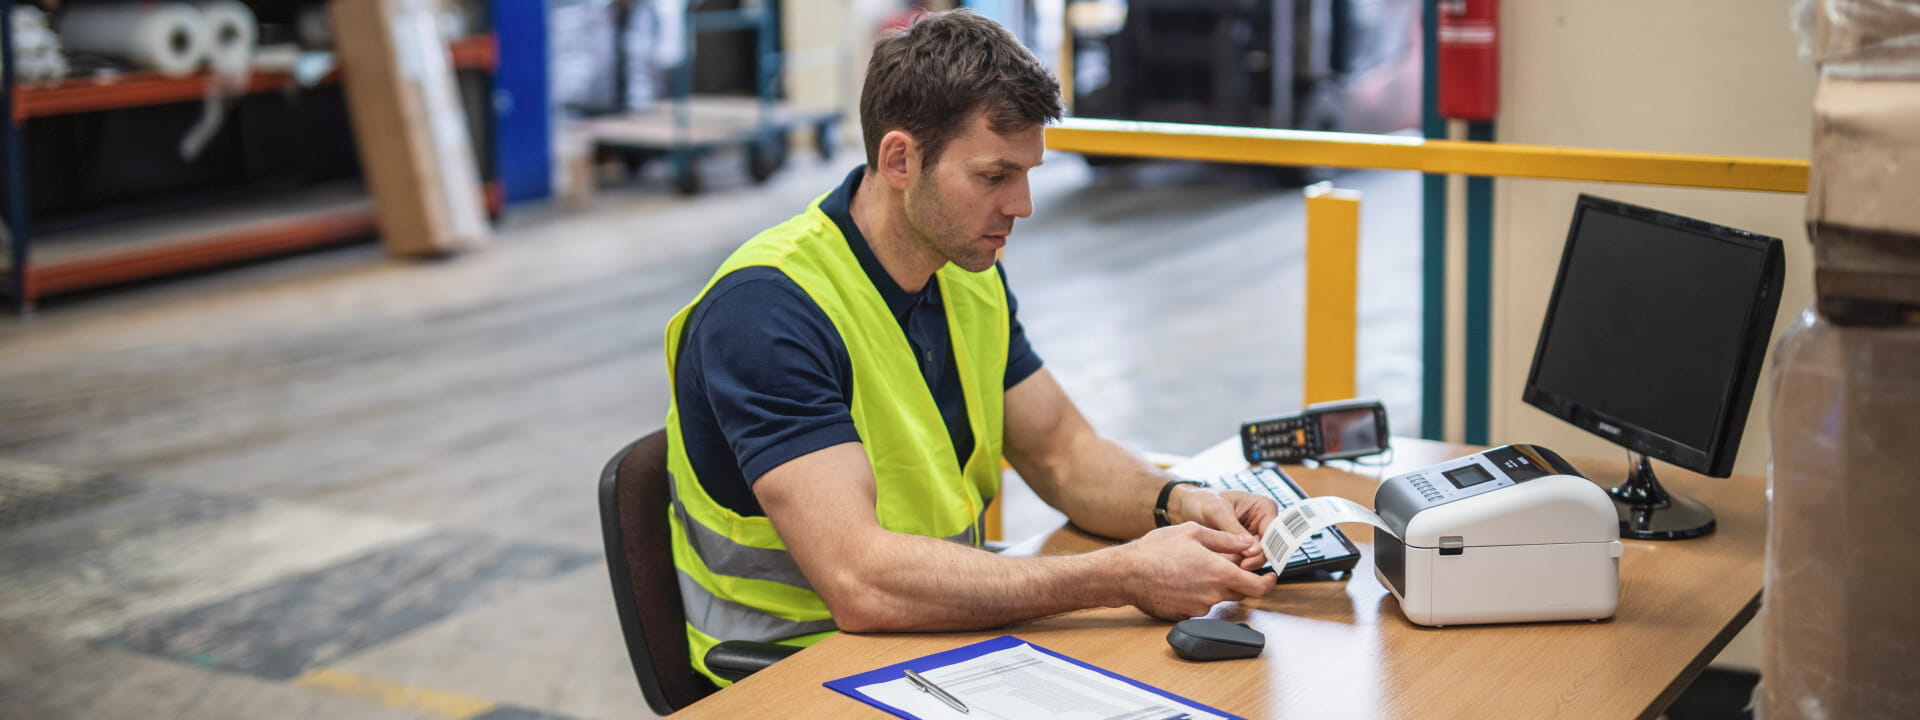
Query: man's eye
983 175 1005 184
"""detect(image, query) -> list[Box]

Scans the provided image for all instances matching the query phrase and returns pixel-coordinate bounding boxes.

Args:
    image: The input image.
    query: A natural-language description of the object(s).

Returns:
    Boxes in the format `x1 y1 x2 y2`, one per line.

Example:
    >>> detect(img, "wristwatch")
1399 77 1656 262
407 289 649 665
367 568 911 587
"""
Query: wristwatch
1153 479 1206 528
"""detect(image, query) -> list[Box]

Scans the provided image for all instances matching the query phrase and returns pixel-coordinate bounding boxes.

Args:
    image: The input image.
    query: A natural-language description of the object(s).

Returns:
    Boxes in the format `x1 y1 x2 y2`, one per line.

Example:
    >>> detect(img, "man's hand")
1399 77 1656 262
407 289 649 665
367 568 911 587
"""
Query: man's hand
1114 523 1276 620
1168 486 1279 571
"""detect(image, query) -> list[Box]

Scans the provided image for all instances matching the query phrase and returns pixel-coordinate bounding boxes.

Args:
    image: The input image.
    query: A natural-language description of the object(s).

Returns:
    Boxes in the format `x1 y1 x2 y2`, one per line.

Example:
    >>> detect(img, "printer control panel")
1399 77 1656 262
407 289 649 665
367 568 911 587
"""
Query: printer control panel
1389 445 1574 511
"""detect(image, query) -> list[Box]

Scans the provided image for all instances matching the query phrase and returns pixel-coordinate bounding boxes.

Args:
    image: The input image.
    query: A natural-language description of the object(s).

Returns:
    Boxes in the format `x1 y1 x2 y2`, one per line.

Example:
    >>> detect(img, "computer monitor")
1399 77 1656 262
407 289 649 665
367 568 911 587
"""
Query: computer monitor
1522 195 1784 540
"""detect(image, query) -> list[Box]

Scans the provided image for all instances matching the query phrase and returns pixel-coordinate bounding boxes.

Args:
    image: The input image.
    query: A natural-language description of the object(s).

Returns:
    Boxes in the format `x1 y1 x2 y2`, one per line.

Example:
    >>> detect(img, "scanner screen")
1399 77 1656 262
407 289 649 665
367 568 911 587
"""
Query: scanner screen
1318 408 1380 454
1444 464 1496 489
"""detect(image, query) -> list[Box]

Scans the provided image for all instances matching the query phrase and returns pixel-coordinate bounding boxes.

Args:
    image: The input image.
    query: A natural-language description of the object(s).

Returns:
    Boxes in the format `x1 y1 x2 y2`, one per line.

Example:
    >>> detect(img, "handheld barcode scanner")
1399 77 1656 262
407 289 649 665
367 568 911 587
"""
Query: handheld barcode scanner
1371 445 1624 626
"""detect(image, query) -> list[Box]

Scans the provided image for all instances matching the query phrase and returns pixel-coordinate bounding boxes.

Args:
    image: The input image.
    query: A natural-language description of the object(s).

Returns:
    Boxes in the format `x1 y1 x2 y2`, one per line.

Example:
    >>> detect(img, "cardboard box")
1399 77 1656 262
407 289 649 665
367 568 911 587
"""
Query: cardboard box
330 0 488 257
1805 77 1920 320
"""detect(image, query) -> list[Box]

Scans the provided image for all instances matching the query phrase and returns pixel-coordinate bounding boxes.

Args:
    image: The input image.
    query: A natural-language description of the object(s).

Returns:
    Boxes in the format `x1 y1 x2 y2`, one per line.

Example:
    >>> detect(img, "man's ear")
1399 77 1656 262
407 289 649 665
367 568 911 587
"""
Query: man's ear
876 129 916 190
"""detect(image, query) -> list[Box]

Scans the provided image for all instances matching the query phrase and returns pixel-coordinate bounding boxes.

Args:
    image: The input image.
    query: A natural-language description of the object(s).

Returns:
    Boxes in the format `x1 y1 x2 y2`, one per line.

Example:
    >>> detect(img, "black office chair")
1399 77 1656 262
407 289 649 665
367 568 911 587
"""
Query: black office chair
599 429 801 714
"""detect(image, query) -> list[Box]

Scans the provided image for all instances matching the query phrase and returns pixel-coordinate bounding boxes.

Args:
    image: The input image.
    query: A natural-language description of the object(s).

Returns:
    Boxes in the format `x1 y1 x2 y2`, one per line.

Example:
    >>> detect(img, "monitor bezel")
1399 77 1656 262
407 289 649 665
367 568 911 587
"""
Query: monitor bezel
1521 194 1785 478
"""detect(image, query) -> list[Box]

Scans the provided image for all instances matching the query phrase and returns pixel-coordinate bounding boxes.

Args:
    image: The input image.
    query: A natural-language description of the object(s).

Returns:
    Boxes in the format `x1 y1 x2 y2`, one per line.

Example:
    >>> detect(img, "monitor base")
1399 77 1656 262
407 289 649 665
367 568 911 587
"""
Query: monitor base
1609 451 1716 540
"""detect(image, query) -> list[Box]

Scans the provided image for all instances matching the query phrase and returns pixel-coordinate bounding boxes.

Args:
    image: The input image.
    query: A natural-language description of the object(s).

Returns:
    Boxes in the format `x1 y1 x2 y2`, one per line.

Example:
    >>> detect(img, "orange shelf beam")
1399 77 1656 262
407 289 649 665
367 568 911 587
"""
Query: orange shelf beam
21 180 505 302
26 205 378 299
14 34 499 124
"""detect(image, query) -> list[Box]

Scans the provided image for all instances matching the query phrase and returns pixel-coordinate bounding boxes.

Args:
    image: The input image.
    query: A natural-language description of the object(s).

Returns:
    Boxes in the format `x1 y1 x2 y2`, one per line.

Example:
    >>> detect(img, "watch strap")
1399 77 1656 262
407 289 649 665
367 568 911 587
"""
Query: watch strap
1153 480 1206 528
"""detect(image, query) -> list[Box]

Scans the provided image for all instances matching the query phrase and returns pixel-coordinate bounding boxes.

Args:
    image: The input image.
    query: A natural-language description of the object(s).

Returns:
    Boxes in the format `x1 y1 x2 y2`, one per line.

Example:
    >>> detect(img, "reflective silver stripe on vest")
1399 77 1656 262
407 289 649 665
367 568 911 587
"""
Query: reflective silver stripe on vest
677 569 838 642
671 479 980 588
670 491 815 591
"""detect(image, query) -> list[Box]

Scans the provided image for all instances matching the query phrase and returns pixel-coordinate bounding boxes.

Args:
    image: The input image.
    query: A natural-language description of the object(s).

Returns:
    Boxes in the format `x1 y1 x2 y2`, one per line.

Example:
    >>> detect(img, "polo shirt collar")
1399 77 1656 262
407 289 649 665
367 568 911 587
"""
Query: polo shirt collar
820 165 943 322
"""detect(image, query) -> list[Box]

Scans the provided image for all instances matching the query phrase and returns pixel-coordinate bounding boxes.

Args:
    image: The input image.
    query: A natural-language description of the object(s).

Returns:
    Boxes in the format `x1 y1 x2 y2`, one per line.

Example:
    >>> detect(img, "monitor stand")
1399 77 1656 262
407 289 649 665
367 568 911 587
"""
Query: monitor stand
1608 451 1716 540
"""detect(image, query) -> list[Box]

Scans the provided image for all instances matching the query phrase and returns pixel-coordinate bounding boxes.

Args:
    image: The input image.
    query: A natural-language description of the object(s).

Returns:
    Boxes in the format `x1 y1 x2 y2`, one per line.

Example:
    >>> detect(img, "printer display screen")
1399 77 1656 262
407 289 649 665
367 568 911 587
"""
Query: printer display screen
1483 446 1550 482
1444 464 1496 489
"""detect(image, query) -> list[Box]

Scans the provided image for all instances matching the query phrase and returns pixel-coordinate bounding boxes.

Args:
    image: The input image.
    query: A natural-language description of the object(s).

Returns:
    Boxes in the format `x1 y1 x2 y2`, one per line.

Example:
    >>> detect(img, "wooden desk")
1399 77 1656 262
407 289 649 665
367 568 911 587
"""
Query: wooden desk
674 438 1765 719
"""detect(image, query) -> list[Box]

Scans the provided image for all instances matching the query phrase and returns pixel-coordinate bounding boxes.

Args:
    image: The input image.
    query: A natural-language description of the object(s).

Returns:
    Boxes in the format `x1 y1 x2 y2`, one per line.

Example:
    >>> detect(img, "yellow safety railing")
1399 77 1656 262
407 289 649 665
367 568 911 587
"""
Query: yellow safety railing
1048 118 1809 193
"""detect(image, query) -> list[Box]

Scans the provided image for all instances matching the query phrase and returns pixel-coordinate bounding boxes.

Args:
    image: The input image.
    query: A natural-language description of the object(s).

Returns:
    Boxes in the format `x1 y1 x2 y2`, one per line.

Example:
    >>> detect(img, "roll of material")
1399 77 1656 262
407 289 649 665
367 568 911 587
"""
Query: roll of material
194 1 257 76
7 6 70 83
56 2 210 78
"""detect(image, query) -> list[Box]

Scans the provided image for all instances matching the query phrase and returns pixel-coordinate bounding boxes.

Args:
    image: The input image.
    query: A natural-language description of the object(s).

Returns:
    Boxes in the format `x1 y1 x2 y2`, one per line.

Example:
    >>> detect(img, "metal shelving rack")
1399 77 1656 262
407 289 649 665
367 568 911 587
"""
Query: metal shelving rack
0 2 501 313
583 0 841 195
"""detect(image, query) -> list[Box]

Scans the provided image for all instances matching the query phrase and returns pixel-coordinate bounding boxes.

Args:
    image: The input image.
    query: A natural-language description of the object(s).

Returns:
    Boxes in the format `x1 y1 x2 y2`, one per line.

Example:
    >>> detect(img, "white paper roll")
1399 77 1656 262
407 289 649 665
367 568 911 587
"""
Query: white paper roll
57 2 210 78
194 1 256 76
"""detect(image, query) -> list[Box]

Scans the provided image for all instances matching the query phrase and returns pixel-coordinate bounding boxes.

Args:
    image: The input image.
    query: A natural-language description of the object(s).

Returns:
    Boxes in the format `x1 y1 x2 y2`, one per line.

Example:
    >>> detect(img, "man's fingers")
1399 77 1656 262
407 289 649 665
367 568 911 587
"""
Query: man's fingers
1204 503 1256 536
1229 568 1277 598
1234 493 1280 536
1191 525 1257 554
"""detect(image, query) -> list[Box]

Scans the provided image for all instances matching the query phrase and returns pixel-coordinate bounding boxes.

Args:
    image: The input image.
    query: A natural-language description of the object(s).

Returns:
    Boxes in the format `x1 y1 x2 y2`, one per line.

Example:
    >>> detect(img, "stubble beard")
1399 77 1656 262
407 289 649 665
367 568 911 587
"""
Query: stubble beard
904 172 1000 274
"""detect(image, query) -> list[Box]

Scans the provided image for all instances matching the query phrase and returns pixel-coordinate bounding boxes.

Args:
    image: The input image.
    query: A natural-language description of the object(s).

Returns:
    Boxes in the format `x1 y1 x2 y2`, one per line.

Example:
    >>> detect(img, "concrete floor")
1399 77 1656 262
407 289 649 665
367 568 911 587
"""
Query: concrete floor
0 153 1421 719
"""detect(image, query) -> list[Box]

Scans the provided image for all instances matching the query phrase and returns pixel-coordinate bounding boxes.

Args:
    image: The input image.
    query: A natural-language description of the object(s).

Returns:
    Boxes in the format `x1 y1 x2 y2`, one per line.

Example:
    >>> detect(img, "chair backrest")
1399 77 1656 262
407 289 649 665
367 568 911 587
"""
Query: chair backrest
599 429 716 714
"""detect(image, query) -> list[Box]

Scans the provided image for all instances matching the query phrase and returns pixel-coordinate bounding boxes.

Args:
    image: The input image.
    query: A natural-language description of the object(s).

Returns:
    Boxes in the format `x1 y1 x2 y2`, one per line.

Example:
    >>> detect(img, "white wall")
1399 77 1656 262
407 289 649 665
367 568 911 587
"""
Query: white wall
1489 0 1817 481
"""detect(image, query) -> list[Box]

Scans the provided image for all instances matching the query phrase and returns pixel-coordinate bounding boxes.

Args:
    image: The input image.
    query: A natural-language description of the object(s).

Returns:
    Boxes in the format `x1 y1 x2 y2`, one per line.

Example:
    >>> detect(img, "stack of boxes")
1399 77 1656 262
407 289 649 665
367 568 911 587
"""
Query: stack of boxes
1765 2 1920 717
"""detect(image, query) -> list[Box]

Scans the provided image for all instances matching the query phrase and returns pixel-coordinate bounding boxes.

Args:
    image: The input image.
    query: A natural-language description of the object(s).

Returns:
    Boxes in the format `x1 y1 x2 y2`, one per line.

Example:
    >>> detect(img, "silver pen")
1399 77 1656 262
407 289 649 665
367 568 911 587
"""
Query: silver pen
903 668 969 713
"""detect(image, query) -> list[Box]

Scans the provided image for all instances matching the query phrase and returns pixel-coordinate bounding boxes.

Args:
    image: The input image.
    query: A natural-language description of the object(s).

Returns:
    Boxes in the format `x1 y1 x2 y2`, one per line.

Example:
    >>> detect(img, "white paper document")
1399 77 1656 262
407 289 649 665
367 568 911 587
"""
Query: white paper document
855 642 1227 720
1260 496 1398 566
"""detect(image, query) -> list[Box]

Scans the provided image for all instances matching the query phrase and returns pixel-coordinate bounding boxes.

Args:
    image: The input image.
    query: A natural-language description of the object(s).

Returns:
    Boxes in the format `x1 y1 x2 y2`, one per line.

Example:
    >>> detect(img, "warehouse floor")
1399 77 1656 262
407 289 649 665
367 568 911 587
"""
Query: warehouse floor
0 155 1421 719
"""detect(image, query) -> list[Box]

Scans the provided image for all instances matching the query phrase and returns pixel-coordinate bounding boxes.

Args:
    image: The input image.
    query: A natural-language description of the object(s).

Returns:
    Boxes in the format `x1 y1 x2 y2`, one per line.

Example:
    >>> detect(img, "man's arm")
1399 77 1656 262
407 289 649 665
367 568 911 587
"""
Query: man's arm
754 442 1274 631
1002 368 1278 553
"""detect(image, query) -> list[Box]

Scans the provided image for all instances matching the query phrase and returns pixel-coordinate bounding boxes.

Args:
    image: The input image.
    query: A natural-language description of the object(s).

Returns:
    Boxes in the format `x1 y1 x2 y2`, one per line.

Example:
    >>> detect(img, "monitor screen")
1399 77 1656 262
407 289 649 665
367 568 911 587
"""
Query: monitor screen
1523 196 1783 477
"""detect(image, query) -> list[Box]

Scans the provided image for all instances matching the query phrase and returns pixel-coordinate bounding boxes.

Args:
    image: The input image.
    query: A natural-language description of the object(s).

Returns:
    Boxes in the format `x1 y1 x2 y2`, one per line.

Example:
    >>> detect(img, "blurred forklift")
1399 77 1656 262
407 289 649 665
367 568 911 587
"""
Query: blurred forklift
1066 0 1420 182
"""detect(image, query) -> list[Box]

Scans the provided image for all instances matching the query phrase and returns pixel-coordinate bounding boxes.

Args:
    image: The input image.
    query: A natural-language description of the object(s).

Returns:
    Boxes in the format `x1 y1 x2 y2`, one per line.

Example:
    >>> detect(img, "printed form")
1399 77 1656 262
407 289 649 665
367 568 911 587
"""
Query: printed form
855 642 1227 720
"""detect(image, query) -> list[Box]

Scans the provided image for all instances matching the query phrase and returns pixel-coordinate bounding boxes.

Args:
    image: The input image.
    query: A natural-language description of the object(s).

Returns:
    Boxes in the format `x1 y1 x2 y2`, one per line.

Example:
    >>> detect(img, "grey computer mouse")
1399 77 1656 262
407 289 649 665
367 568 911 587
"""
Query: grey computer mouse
1166 618 1265 661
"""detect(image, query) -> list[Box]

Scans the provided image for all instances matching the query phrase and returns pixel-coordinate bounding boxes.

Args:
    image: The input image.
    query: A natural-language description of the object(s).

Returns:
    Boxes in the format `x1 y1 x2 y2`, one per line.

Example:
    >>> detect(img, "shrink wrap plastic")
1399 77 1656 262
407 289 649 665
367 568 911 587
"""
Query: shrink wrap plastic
1764 311 1920 719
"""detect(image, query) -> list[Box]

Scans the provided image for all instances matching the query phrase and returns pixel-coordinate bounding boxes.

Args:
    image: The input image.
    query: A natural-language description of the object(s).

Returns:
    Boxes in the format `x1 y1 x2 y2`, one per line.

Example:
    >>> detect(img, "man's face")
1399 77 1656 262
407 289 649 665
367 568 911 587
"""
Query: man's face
902 111 1044 273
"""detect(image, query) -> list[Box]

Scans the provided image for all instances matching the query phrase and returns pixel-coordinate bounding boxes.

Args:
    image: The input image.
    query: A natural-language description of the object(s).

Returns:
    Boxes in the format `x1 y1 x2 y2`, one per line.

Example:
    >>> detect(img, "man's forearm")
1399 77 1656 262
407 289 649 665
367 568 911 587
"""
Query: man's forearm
1028 429 1177 540
819 532 1130 633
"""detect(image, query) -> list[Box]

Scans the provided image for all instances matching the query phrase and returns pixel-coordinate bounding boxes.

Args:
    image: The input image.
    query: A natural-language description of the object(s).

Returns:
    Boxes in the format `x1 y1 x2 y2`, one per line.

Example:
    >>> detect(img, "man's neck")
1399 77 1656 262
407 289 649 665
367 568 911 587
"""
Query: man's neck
850 169 943 294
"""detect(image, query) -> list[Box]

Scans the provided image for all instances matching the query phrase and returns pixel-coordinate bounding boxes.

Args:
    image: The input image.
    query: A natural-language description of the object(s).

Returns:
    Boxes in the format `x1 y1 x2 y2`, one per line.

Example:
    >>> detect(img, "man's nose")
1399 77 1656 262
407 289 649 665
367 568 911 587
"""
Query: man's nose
1004 177 1033 219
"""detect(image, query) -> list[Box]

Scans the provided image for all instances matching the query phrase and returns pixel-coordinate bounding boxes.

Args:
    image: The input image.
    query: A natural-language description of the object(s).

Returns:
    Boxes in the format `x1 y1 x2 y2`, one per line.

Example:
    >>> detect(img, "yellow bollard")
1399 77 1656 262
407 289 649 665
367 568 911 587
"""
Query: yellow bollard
985 459 1011 543
1304 182 1361 405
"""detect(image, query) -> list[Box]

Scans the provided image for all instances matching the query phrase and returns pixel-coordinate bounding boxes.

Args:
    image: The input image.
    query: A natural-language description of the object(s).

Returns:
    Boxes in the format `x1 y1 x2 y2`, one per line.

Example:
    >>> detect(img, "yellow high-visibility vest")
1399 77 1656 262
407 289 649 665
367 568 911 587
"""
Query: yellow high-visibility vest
662 192 1009 685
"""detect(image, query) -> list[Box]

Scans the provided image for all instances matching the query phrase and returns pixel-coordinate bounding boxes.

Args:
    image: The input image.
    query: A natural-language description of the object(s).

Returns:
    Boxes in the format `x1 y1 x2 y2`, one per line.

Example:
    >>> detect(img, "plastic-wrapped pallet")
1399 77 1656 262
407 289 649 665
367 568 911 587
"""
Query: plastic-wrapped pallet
1765 2 1920 718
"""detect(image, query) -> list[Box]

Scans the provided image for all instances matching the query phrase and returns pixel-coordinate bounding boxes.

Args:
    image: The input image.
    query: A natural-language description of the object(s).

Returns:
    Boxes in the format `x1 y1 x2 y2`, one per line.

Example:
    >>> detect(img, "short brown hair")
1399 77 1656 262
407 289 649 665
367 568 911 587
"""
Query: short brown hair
860 10 1062 169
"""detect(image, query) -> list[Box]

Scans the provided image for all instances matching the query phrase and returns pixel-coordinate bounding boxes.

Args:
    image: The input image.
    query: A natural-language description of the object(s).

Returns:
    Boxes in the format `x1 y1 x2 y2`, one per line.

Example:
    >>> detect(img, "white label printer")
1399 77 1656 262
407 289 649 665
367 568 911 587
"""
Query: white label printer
1371 444 1624 626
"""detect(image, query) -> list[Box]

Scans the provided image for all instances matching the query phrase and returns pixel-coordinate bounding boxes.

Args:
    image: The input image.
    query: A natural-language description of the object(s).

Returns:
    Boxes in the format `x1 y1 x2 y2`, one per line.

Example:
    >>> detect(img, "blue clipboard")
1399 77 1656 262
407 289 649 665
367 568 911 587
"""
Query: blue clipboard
823 634 1244 720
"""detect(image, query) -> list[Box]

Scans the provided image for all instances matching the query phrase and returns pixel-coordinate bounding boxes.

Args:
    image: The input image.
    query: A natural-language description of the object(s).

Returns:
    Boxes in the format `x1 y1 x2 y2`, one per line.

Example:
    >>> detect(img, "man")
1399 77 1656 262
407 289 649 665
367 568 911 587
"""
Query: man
663 10 1277 685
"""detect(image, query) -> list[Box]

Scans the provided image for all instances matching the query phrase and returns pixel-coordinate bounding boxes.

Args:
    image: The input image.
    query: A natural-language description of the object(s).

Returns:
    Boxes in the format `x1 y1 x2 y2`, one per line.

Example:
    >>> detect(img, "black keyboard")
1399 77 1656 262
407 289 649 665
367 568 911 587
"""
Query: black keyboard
1210 466 1362 580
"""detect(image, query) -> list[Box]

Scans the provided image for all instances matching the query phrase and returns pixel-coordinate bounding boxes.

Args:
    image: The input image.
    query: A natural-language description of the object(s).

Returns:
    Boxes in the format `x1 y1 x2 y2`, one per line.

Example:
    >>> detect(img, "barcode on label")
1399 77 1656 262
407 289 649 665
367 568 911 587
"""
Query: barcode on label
1284 512 1310 537
1300 504 1319 520
1263 533 1289 559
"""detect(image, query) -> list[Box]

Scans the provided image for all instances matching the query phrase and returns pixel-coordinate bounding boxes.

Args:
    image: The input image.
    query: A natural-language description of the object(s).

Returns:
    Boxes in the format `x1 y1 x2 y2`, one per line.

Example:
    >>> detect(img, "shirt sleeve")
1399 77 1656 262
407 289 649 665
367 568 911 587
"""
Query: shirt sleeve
998 263 1044 388
681 270 862 484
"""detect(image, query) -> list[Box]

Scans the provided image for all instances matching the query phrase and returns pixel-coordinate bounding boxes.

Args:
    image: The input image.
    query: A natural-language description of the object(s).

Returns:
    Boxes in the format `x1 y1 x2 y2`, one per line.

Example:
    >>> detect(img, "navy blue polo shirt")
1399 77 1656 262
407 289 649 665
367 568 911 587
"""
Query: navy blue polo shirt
672 166 1044 517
